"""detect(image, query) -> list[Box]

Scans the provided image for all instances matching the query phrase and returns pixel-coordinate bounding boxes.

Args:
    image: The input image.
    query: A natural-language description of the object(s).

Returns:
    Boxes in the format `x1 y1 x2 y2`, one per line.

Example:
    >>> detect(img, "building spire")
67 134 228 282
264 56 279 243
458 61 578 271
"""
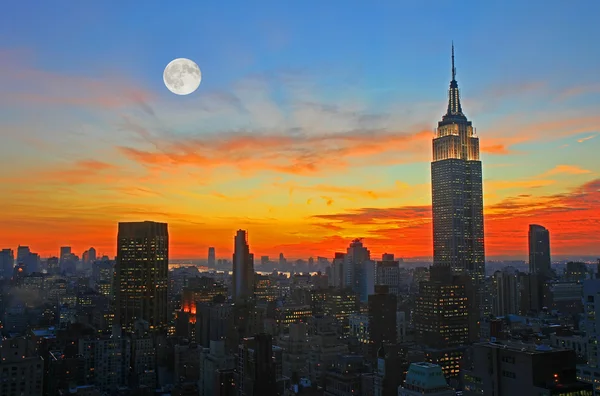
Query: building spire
452 41 456 81
445 41 464 118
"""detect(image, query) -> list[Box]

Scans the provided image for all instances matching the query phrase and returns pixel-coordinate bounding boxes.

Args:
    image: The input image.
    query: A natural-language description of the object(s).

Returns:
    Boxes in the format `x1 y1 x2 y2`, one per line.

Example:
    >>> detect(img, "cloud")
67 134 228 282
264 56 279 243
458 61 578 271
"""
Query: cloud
298 178 600 258
42 159 120 184
273 181 412 201
485 179 556 190
483 115 600 154
321 196 334 206
577 134 597 143
0 58 154 111
117 120 432 175
556 84 600 102
540 164 592 177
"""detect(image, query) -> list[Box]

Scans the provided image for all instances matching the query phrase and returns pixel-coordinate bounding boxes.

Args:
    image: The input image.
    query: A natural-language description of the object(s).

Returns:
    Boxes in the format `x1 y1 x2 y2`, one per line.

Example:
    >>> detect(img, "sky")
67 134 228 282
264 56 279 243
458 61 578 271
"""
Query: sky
1 1 599 261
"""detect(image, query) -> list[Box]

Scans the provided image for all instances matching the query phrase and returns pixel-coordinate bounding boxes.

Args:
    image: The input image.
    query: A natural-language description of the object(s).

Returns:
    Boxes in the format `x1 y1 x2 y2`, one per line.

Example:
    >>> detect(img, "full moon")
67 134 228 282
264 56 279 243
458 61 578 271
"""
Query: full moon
163 58 202 95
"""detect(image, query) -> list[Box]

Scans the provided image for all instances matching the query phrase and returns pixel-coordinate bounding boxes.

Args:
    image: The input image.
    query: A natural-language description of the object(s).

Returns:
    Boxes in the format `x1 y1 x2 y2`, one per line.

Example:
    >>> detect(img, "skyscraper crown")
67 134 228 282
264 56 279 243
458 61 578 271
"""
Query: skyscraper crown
444 42 466 121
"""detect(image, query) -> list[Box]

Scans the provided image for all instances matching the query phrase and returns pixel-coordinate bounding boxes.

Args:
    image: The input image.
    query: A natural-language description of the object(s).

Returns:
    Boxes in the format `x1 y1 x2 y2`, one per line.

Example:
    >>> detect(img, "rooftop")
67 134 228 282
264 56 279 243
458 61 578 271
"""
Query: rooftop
478 340 569 354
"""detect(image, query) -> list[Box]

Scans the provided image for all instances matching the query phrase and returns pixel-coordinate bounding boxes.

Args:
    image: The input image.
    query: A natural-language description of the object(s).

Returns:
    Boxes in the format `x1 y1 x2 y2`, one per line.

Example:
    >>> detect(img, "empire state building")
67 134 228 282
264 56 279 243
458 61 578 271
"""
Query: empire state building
431 44 485 283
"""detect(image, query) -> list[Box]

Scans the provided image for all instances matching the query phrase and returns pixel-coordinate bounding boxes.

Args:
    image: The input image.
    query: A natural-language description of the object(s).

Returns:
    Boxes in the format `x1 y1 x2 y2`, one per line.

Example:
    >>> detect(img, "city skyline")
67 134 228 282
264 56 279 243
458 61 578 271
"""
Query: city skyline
1 2 599 260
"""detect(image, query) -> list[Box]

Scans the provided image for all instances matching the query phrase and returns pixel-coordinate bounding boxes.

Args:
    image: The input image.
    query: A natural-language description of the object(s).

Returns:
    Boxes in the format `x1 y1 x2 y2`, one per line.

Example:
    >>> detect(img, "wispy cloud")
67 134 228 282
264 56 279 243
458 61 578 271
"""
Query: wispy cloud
578 134 597 143
540 164 592 177
0 55 154 112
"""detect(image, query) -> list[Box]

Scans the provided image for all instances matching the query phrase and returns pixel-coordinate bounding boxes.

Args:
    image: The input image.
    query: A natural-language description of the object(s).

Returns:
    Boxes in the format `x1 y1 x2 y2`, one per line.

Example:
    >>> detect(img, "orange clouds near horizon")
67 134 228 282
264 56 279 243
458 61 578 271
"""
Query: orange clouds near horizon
2 178 598 262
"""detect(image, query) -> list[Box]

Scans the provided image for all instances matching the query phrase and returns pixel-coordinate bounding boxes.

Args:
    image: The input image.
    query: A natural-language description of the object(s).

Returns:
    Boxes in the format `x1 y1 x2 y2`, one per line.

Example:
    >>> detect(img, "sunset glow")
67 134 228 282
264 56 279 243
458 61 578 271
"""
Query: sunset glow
1 2 599 260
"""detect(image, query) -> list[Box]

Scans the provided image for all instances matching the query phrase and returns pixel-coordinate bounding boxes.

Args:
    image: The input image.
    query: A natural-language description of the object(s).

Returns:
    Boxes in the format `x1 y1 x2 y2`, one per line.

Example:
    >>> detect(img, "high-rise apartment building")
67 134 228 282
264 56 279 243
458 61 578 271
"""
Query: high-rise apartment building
431 44 485 282
115 221 169 332
529 224 551 275
232 230 254 302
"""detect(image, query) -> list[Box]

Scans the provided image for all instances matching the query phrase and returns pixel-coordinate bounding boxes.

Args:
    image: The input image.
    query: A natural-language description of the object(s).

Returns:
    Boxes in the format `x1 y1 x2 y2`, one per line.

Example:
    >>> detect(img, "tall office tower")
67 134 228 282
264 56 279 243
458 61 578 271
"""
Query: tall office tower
88 247 96 262
344 238 371 293
0 248 14 279
431 44 485 283
208 247 216 267
528 224 551 275
232 230 254 302
115 221 169 332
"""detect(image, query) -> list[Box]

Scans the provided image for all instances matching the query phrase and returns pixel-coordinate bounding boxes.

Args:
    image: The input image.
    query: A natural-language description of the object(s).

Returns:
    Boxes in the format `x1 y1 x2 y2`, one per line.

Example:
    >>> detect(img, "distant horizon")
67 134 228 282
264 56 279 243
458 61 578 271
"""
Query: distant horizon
6 245 599 263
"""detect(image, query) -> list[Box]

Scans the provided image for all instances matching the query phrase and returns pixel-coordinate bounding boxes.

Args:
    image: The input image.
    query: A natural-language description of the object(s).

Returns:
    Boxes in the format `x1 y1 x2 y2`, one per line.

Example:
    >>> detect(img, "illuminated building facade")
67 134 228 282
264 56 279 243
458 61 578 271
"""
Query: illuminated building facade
274 305 312 333
181 280 228 324
115 221 169 332
254 274 279 302
431 44 485 283
413 265 475 378
324 289 359 337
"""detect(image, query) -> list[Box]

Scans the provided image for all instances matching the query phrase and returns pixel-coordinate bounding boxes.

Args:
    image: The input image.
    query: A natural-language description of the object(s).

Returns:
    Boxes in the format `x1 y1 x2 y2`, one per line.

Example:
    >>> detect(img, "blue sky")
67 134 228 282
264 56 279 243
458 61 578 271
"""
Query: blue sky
3 1 599 97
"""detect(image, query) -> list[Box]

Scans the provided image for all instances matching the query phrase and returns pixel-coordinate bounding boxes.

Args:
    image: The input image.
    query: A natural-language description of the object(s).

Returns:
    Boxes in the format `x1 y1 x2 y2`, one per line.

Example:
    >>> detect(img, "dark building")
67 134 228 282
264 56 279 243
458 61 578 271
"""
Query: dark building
236 334 277 396
215 368 236 395
431 44 485 284
375 345 409 396
115 221 169 332
565 261 588 282
208 247 216 267
529 224 552 276
368 286 397 358
519 272 549 315
324 355 365 396
232 230 254 302
462 341 592 396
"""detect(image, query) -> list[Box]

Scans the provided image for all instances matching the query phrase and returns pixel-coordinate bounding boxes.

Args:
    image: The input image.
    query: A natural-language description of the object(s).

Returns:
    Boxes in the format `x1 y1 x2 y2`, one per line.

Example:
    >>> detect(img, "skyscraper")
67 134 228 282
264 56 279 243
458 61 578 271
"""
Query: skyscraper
115 221 169 332
344 238 371 292
208 247 216 267
232 230 254 302
431 44 485 283
528 224 551 275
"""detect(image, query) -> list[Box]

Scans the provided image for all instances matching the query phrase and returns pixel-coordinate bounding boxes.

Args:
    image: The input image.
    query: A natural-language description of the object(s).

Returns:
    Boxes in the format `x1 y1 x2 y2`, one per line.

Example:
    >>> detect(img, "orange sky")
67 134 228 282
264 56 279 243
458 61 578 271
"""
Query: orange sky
1 47 599 261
